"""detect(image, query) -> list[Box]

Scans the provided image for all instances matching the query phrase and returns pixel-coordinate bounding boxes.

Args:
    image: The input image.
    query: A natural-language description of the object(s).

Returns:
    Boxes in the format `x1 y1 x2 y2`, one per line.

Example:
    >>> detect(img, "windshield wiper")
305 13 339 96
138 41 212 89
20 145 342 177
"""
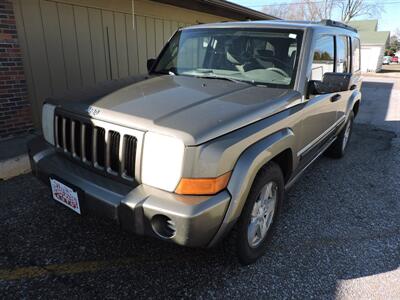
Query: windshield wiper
194 74 255 85
191 70 256 85
195 75 240 83
155 68 261 86
152 67 177 76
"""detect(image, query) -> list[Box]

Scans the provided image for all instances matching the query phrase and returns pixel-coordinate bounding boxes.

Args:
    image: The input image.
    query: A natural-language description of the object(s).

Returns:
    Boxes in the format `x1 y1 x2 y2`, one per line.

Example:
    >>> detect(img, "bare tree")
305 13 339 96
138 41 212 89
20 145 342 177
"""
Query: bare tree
263 0 383 22
337 0 384 22
262 0 335 21
305 0 335 20
262 3 306 20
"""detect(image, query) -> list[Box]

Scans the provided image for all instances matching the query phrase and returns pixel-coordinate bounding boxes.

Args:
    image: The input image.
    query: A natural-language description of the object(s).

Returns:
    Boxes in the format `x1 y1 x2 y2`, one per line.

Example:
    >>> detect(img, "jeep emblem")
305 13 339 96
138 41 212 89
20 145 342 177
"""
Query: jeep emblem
87 106 100 117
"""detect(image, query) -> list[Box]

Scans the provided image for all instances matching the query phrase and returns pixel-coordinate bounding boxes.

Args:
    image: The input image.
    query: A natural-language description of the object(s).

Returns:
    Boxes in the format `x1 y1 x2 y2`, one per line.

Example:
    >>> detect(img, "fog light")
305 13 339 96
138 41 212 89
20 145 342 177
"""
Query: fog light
151 215 176 239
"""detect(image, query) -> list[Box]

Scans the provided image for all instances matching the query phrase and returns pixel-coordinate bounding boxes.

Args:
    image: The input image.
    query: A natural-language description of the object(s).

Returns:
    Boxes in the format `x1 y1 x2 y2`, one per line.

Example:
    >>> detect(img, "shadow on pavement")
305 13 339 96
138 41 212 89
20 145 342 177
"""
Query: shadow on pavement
359 80 399 134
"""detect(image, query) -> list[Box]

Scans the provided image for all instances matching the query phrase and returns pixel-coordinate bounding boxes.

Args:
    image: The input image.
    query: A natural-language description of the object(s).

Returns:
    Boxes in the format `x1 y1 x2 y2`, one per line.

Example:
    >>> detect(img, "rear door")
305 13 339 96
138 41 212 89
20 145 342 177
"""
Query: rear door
298 34 337 161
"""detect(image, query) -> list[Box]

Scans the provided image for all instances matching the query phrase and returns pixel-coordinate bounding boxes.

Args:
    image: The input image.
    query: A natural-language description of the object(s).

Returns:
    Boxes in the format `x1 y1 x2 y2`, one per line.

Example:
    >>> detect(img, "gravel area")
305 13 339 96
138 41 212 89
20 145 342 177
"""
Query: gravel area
1 123 399 299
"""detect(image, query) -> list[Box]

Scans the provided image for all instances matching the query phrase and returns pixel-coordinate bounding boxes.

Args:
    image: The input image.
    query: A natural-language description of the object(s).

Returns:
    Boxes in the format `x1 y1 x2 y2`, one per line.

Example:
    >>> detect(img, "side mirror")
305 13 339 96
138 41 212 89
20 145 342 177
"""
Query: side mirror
308 80 326 95
147 58 156 72
308 72 351 95
322 72 351 92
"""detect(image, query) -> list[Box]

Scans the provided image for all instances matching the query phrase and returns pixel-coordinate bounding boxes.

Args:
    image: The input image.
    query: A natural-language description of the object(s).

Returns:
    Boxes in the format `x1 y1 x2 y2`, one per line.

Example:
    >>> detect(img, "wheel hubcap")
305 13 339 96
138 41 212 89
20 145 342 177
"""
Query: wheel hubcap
247 181 278 248
342 119 352 151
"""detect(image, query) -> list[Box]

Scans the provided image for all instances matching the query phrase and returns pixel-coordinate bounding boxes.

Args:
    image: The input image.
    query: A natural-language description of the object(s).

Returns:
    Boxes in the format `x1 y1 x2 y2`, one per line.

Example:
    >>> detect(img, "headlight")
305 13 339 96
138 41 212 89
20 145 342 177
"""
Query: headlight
141 132 185 192
42 103 56 145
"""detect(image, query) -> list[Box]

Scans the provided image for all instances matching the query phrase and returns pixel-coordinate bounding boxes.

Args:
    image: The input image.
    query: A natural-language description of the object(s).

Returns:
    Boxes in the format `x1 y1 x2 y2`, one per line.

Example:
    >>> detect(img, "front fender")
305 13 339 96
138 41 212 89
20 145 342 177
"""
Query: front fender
208 128 295 247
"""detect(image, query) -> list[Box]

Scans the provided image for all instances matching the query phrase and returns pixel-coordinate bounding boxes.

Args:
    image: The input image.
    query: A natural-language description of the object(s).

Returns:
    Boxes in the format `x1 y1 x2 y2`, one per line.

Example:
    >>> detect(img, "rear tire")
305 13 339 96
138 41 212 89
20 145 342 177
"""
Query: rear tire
225 162 284 265
326 111 354 159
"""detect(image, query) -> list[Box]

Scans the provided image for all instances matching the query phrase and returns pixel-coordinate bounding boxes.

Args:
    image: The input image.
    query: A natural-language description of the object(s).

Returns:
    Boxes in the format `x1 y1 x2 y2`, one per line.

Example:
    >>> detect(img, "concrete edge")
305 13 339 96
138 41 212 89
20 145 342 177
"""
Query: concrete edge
362 73 400 79
0 154 31 180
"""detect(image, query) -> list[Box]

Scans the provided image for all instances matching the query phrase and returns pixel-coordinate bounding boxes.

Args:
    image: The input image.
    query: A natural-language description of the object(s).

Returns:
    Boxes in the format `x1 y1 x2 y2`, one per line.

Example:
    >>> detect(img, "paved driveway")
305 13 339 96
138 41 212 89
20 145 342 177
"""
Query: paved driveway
359 75 400 134
0 77 399 298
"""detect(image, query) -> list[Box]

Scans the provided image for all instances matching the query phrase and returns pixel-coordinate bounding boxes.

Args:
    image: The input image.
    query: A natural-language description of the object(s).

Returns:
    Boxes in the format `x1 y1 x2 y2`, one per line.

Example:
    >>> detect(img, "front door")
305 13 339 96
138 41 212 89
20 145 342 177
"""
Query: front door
334 35 353 121
298 35 337 162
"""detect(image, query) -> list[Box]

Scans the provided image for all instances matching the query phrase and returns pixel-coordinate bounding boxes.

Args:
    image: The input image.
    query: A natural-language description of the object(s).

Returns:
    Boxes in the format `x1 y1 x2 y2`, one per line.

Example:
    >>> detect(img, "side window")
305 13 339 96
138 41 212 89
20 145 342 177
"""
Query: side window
311 35 335 81
337 36 350 73
288 42 297 57
156 41 178 71
265 41 275 54
352 37 361 71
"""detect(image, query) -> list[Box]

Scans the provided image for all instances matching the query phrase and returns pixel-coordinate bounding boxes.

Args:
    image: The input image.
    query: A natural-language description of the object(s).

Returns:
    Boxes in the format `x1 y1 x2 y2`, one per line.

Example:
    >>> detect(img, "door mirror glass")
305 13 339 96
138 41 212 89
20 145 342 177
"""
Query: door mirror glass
308 72 351 95
147 58 156 72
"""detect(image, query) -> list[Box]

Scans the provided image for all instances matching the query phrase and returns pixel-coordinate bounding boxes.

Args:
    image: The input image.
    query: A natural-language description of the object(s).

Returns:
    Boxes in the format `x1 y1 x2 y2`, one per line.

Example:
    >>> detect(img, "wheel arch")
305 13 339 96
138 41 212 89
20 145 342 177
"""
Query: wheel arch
270 148 293 183
352 99 360 117
208 128 295 247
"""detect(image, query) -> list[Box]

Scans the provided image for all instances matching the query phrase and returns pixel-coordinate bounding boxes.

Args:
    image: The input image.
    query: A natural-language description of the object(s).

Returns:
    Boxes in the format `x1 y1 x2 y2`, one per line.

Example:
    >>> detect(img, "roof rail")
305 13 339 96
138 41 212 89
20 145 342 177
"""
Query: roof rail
319 19 358 33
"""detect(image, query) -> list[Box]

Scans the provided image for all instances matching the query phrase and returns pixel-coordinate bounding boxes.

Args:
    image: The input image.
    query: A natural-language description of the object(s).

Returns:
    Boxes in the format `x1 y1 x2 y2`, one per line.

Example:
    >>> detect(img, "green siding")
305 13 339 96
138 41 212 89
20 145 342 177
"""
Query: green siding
348 19 378 32
14 0 196 125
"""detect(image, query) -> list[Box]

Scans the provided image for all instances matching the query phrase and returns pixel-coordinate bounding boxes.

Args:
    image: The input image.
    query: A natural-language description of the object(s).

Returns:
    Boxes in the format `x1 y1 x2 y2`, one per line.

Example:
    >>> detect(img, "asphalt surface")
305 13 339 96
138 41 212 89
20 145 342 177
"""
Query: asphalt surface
1 78 400 298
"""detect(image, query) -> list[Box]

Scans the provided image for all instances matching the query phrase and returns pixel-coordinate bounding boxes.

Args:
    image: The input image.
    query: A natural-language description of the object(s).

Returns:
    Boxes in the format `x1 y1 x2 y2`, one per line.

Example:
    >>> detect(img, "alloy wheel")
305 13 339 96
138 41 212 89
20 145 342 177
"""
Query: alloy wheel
247 181 278 248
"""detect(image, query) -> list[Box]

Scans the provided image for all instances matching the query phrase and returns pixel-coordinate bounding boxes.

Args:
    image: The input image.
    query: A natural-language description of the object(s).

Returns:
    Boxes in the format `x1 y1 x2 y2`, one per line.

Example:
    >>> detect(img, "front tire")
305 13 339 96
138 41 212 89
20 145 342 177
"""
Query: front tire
326 111 354 158
227 162 284 265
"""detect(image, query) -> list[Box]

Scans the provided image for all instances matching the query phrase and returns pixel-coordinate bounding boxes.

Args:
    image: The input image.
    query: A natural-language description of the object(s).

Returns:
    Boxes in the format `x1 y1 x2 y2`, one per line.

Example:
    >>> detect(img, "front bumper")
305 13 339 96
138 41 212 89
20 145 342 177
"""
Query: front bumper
28 136 231 247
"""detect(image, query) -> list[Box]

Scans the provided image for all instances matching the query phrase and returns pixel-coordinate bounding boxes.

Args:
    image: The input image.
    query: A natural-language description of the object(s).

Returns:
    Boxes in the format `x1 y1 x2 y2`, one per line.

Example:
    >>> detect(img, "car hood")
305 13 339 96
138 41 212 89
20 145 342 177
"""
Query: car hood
49 75 301 145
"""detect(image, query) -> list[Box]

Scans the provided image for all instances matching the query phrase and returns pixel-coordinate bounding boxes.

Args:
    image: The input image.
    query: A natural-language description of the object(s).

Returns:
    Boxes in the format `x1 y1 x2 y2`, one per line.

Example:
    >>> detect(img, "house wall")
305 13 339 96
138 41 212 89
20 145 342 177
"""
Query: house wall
11 0 232 131
360 45 385 72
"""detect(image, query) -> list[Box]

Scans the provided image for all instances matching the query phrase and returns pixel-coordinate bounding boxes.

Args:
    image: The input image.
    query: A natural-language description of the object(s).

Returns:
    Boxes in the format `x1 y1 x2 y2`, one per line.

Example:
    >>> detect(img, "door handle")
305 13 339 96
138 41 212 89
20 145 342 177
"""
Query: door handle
330 94 341 102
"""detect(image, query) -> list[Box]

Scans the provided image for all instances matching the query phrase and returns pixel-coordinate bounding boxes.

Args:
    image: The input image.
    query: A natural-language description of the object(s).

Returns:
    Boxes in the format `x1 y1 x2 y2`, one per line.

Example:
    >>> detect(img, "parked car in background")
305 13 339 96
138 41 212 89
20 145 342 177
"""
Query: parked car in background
391 56 399 63
28 20 362 265
383 56 391 65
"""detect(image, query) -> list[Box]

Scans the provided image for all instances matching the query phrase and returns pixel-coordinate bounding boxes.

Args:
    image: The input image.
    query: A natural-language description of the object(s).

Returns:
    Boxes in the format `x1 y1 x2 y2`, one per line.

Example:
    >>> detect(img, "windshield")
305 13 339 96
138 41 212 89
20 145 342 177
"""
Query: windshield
152 28 303 88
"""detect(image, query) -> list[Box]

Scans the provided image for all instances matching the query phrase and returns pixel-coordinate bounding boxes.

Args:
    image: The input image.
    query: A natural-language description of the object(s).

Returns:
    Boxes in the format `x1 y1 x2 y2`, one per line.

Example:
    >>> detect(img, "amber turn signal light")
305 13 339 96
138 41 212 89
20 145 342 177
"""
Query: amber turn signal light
175 172 232 195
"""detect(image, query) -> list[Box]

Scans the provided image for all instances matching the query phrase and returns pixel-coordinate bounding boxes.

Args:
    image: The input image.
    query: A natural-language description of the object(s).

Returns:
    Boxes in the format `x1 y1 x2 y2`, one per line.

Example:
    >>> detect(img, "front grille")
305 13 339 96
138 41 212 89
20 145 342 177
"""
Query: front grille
109 130 120 173
124 135 137 178
54 113 139 182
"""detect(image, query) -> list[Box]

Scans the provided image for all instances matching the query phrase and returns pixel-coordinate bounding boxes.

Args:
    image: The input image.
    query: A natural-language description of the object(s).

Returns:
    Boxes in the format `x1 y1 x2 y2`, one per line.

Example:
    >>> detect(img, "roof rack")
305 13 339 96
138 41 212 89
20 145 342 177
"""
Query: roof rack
319 19 358 33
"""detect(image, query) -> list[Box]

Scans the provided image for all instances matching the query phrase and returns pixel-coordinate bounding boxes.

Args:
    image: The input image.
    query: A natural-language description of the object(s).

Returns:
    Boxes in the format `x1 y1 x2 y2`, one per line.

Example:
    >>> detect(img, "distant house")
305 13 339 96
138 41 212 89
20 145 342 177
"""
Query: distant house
348 20 390 72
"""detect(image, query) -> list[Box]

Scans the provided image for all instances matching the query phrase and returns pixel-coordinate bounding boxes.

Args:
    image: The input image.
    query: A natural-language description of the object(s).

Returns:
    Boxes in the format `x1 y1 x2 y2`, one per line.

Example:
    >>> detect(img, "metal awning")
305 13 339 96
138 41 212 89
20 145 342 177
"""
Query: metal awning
151 0 278 21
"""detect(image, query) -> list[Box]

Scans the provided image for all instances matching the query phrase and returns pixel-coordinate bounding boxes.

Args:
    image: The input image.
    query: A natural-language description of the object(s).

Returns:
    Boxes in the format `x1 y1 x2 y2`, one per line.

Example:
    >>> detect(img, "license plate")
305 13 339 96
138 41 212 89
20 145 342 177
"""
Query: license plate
50 178 81 214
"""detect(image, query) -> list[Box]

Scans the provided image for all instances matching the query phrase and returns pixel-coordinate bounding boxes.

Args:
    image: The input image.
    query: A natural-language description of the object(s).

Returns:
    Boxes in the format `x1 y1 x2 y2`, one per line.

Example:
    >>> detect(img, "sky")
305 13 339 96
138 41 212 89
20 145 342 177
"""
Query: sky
230 0 399 34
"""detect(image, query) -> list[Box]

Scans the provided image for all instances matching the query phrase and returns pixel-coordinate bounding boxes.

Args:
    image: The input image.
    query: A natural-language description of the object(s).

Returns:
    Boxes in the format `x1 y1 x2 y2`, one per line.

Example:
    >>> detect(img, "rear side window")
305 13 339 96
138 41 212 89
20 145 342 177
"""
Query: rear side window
311 35 334 80
352 37 361 71
337 36 351 73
